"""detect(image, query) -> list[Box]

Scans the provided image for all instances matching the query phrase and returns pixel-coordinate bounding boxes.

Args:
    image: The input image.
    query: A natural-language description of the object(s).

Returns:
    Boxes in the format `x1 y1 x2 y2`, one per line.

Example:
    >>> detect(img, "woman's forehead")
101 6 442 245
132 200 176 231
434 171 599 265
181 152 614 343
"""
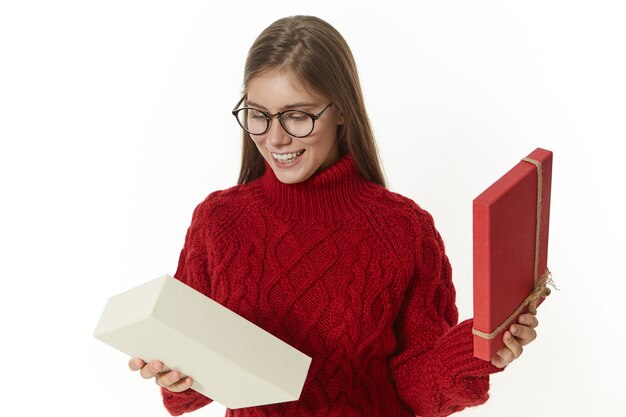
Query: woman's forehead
246 70 324 110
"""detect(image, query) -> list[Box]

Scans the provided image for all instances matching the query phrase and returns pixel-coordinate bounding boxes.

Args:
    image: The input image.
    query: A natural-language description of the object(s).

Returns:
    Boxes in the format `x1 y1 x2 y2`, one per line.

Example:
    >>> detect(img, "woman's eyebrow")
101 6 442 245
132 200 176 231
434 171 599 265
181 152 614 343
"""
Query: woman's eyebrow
247 100 319 111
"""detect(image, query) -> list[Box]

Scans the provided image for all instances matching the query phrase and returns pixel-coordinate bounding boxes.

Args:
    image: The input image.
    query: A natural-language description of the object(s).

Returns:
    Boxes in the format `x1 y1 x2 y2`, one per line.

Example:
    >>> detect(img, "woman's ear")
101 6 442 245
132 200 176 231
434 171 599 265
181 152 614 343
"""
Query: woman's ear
337 110 345 125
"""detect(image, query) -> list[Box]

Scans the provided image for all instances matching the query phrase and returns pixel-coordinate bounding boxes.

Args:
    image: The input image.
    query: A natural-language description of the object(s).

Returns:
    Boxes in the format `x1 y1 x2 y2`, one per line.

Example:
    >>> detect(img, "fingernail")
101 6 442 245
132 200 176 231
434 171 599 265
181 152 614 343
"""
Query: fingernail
170 373 179 382
519 315 527 324
152 362 162 371
505 331 511 340
511 325 518 335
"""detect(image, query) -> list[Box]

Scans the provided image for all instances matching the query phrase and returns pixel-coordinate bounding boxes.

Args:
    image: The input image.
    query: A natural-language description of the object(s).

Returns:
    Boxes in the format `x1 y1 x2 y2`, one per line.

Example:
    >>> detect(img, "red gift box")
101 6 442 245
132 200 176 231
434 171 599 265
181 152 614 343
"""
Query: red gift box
472 148 553 361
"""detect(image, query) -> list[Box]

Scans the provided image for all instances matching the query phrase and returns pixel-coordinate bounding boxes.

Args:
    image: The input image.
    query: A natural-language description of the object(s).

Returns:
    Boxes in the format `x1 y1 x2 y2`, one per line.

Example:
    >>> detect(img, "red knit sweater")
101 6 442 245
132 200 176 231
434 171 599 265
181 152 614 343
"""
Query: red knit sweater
161 155 502 417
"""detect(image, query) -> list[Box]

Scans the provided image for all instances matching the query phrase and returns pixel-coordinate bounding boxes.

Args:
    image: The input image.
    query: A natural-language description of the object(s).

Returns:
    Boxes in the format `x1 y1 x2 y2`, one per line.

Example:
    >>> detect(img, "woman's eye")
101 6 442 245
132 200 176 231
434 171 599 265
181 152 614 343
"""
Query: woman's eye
250 111 266 119
287 113 308 122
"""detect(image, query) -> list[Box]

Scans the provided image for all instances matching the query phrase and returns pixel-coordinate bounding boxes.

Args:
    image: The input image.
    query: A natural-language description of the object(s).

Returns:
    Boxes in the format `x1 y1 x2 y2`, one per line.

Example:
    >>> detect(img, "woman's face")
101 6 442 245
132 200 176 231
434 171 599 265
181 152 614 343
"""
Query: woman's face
245 70 343 184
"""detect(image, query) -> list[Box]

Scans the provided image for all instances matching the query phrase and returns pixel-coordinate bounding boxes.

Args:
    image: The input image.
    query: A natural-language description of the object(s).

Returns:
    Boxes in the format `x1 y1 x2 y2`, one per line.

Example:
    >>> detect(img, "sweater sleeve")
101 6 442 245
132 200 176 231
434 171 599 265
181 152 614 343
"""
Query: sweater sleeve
160 200 214 416
389 209 503 417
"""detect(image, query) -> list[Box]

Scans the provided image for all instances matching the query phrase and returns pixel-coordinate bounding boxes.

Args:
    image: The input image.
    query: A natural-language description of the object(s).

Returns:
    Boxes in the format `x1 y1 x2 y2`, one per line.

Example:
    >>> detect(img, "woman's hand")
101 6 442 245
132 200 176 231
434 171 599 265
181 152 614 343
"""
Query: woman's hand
490 313 539 369
128 358 193 393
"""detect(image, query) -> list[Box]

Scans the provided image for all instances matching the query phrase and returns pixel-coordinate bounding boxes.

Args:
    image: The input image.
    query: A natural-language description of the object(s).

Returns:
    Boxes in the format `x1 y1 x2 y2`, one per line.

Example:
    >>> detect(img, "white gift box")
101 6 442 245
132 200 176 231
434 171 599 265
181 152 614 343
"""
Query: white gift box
93 275 312 409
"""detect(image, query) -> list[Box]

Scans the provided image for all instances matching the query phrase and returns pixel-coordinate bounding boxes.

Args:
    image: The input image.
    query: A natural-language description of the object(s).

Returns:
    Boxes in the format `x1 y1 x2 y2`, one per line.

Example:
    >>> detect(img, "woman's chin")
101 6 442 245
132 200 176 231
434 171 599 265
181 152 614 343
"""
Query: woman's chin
269 154 314 184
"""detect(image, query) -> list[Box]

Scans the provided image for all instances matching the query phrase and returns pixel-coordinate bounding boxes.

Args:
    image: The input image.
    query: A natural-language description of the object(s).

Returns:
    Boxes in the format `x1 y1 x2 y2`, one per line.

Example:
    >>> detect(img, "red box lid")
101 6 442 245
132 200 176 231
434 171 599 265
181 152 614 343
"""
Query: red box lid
472 148 553 361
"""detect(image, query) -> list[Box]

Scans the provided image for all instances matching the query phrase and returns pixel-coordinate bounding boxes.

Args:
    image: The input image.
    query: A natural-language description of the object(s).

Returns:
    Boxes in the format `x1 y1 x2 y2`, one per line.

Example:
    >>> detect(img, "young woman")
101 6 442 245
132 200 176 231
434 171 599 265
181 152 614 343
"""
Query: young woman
129 15 539 417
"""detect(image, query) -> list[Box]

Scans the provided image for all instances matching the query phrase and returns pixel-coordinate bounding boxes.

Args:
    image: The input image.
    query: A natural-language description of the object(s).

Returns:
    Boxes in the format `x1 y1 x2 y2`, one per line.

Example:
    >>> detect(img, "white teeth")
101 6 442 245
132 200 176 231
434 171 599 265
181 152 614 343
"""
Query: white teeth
272 150 304 162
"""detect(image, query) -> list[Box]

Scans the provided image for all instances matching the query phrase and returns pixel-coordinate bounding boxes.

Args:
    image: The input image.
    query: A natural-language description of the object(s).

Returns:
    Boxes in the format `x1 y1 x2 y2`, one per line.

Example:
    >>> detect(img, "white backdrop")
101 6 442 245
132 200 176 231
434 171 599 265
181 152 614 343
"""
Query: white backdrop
1 1 624 416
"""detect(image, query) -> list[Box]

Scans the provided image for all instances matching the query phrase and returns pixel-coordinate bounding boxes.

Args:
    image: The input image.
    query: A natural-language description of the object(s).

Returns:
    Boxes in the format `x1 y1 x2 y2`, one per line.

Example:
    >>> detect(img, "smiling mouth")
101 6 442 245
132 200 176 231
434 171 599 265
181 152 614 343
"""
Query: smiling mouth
271 150 305 163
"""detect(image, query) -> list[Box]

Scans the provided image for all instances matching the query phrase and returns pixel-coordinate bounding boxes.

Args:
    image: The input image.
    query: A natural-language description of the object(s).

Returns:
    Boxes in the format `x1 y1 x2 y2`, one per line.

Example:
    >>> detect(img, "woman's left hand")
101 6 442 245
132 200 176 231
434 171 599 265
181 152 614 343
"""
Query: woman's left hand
490 313 539 368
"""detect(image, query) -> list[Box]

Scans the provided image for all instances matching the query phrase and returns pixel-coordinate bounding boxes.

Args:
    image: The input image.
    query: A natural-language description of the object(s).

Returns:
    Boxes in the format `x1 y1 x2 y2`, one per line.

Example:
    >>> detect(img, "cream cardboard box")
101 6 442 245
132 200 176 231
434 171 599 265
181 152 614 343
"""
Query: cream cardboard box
94 275 312 409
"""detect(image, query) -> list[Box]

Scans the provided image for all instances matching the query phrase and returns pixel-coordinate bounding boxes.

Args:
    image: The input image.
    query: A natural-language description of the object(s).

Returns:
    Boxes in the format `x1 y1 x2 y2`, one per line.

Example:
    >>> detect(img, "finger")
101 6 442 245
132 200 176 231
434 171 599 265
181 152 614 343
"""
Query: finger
510 324 537 346
491 346 514 368
128 357 145 371
519 313 539 328
155 370 181 387
140 360 164 379
162 376 194 393
503 330 523 359
490 353 505 368
156 370 192 391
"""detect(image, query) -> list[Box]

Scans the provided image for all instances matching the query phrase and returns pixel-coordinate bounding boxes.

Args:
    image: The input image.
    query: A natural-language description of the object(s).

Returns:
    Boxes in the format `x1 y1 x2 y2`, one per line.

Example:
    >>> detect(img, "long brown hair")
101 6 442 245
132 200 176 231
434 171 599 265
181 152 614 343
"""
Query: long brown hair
237 15 386 187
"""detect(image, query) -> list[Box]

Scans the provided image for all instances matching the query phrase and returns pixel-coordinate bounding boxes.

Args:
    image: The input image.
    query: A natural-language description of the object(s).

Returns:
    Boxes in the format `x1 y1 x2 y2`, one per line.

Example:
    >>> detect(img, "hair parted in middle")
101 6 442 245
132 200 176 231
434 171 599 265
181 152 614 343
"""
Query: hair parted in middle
237 15 386 187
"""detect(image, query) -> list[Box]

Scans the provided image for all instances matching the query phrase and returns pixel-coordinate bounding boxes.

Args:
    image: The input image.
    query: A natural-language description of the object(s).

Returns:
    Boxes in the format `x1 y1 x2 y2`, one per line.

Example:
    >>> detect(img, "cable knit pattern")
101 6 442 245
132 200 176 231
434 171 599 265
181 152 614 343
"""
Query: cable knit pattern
161 155 502 417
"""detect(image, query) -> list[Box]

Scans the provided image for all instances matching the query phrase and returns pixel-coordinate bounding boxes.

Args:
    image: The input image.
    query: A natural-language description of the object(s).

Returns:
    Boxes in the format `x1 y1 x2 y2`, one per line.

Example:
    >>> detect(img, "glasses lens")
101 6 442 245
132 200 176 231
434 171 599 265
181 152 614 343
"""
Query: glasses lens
237 109 268 135
281 111 314 137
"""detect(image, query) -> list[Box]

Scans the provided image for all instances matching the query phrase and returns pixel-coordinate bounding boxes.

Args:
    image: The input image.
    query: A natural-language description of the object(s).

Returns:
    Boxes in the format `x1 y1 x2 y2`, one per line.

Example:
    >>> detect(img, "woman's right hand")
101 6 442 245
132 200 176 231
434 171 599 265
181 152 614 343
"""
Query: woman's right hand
128 357 193 393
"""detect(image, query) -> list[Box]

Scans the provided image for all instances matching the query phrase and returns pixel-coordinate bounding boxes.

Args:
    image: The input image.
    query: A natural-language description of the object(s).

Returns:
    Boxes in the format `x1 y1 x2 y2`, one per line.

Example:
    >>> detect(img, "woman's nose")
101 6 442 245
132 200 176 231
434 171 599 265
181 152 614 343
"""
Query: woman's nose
266 119 292 146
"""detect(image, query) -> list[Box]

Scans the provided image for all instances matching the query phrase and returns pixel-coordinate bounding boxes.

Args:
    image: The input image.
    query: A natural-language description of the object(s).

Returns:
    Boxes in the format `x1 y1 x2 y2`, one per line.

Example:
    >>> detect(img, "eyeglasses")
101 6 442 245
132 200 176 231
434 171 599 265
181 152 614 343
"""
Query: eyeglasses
232 96 333 138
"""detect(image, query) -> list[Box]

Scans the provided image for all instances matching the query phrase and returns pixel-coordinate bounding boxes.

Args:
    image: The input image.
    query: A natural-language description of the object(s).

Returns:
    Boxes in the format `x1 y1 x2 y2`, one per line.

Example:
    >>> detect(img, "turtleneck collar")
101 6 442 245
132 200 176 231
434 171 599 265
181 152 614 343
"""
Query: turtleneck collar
256 154 376 223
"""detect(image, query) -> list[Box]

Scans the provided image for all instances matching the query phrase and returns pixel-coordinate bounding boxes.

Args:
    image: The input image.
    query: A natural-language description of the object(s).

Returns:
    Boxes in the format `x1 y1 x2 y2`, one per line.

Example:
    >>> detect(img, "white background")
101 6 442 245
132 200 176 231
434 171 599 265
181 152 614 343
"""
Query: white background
1 1 624 416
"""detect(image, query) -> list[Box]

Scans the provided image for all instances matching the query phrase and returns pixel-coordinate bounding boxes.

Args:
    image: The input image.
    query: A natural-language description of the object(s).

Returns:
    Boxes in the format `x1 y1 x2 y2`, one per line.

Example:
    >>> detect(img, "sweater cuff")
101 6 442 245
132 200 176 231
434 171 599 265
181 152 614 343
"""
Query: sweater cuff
436 319 503 391
161 387 213 416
